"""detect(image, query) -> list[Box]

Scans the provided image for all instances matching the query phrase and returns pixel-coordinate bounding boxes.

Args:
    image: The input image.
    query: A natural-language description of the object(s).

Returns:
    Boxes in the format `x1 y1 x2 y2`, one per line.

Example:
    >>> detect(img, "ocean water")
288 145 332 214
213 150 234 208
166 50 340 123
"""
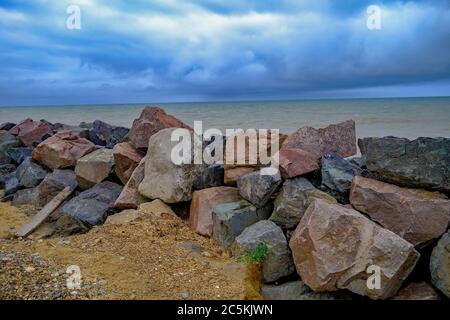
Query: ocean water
1 97 450 140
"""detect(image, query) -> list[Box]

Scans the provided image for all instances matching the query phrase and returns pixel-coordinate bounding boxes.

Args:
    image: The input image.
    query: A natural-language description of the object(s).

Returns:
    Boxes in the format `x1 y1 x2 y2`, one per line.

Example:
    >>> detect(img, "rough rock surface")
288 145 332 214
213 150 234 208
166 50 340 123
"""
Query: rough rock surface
0 133 21 165
282 120 356 159
75 148 115 189
391 282 441 300
212 200 272 248
189 186 241 236
262 281 354 300
0 122 15 131
12 188 37 206
350 176 450 247
321 152 362 194
16 157 49 188
88 120 129 148
3 171 20 196
270 177 337 229
35 169 78 208
233 220 294 283
32 130 96 169
138 199 177 218
277 148 319 178
113 142 143 184
237 170 282 207
430 231 450 298
9 118 53 147
114 157 148 209
126 107 191 150
289 199 420 300
0 164 16 188
138 128 204 203
193 164 224 190
58 181 122 226
359 136 450 192
6 147 32 165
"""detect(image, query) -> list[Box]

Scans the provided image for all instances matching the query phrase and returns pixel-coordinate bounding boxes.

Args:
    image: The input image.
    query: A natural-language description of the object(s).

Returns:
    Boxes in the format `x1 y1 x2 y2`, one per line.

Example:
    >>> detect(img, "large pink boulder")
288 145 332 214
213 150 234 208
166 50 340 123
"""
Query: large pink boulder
350 176 450 247
9 118 52 147
289 199 420 300
32 130 96 169
113 142 143 184
282 120 356 159
276 148 319 178
114 157 148 209
126 107 191 150
189 186 241 236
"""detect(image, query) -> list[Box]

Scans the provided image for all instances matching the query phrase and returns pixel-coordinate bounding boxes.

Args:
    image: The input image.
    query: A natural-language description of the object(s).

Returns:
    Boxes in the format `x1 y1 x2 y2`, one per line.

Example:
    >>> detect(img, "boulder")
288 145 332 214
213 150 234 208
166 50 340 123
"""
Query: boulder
58 181 122 226
88 120 129 148
34 170 78 208
233 220 295 283
270 177 337 229
53 214 90 236
3 171 20 196
359 137 450 192
32 130 96 169
350 176 450 247
0 164 16 188
138 199 177 218
9 118 53 147
138 128 204 203
224 167 257 186
289 199 420 300
6 147 32 165
321 152 362 203
193 164 224 190
114 157 148 209
0 122 15 131
16 157 49 188
237 170 282 208
12 188 37 206
189 186 241 236
262 281 354 300
391 282 441 300
430 231 450 298
105 209 141 225
126 107 191 150
0 133 21 165
282 120 356 159
113 142 143 184
276 148 319 179
75 148 115 189
212 200 272 248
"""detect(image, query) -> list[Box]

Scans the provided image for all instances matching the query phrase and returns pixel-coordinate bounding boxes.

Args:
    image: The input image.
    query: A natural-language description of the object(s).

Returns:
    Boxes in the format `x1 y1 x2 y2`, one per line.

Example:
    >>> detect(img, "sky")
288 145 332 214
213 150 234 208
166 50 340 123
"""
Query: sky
1 0 450 106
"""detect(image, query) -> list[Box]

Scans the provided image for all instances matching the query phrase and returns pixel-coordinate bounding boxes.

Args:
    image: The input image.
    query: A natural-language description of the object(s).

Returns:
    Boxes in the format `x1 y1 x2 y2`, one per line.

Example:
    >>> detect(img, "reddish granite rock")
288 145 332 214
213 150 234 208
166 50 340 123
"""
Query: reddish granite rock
289 199 420 300
391 282 440 300
276 148 319 178
32 130 96 169
9 118 53 148
114 157 148 209
282 120 356 159
126 107 191 150
350 176 450 247
189 186 241 236
113 142 143 184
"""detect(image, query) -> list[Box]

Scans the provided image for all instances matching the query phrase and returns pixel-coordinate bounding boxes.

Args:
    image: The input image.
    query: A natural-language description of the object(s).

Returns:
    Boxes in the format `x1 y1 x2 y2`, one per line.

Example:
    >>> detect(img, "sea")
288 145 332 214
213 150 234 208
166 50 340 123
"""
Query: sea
1 97 450 140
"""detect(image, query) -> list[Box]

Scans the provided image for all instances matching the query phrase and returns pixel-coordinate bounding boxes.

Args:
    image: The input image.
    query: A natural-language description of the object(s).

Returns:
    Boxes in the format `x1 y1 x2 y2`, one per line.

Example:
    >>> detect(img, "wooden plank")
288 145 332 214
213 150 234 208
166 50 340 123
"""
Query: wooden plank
15 186 73 238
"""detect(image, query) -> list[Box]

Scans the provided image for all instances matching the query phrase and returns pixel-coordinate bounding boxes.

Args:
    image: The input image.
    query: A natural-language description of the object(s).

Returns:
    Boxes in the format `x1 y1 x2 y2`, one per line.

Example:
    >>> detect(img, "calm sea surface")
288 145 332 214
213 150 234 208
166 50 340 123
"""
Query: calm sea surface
1 97 449 139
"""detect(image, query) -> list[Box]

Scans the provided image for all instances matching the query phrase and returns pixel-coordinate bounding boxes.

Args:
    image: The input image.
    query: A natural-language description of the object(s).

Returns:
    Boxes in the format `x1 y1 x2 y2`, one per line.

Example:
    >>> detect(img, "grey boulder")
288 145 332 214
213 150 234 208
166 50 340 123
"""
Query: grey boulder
16 157 49 188
430 231 450 298
237 170 282 208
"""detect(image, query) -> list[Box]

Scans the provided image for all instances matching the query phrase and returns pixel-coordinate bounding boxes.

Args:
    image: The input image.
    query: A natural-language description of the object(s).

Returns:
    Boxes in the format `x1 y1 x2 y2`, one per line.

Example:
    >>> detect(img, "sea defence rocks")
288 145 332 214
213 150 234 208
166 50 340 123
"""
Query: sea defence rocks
138 128 204 203
189 186 241 236
88 120 129 148
126 107 191 150
430 231 450 298
0 122 15 131
114 157 147 209
233 220 294 283
0 133 21 165
289 199 420 300
321 152 362 201
0 164 16 188
277 148 319 179
34 169 78 208
282 120 357 159
113 142 143 184
32 130 96 169
350 176 450 247
237 170 282 208
193 164 224 190
212 200 272 248
262 281 354 300
16 157 49 188
359 136 450 192
9 118 53 148
391 282 441 300
138 199 177 218
6 147 32 165
270 177 337 229
75 148 115 189
59 181 122 226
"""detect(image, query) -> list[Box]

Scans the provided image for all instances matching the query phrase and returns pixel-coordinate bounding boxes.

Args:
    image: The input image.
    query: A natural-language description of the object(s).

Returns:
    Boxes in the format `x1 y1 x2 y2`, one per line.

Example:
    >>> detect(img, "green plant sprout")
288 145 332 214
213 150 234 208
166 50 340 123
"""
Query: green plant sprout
236 242 269 264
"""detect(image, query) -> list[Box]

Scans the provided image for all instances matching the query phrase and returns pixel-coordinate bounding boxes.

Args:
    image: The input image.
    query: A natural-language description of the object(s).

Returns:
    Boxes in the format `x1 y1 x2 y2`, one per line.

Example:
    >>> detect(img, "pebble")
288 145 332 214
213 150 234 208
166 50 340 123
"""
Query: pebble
180 292 189 300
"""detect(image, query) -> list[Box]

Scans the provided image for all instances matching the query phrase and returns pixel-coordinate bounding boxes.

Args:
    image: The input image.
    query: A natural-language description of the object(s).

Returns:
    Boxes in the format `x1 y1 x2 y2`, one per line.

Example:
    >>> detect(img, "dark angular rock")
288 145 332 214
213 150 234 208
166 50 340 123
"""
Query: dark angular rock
88 120 129 148
16 157 49 188
59 181 122 226
6 147 32 165
359 136 450 192
262 281 354 300
53 214 90 236
430 231 450 298
12 188 37 206
348 156 366 168
193 164 224 190
0 164 16 188
237 170 282 208
4 171 20 196
0 122 16 131
35 169 78 208
0 133 21 165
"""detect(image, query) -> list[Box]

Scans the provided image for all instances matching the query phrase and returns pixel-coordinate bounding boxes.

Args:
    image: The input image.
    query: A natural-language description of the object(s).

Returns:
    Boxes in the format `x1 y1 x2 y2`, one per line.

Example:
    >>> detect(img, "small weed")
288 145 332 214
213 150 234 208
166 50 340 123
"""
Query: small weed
236 242 269 264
